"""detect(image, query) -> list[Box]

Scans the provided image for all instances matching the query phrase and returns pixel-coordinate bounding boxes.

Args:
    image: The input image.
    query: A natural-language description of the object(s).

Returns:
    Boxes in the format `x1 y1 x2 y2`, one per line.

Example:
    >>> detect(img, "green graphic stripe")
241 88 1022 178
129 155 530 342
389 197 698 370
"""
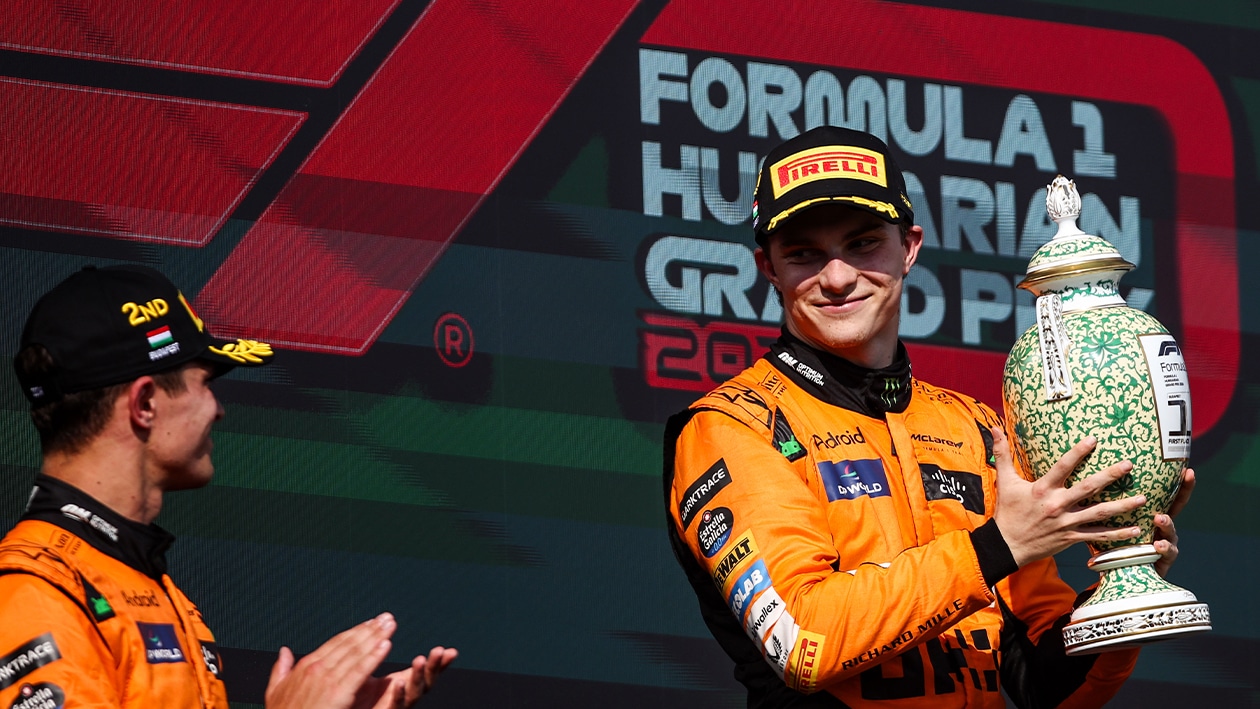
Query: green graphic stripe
210 433 663 527
157 486 531 566
1028 0 1260 29
341 390 664 477
210 432 445 506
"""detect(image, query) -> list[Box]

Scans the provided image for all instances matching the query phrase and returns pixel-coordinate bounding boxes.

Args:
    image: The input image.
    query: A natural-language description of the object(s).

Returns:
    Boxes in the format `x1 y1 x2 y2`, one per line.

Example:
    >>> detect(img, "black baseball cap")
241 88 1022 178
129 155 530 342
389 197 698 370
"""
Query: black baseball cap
16 265 274 407
752 126 914 246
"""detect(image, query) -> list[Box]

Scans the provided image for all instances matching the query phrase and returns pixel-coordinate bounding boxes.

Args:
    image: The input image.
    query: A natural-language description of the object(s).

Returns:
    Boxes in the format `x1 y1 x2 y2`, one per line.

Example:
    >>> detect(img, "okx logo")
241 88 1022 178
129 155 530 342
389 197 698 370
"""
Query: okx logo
818 459 890 502
136 622 185 664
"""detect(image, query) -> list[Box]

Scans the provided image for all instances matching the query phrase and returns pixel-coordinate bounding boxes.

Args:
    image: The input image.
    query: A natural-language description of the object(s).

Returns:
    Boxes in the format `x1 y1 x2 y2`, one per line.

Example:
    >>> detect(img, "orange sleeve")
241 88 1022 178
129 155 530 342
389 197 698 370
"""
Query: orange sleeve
0 574 121 708
996 559 1138 708
669 410 998 693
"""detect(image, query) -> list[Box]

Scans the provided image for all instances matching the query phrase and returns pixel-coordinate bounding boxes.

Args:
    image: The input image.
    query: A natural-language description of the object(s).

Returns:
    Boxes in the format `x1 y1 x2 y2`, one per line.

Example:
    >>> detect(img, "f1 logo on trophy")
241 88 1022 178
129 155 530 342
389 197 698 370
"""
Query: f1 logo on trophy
1002 176 1210 655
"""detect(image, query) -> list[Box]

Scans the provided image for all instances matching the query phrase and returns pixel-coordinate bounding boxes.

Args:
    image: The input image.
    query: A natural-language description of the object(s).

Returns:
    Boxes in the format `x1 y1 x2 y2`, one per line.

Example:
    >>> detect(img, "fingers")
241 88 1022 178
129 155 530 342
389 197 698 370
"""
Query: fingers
401 646 458 705
266 646 295 695
1167 468 1196 518
1041 436 1098 487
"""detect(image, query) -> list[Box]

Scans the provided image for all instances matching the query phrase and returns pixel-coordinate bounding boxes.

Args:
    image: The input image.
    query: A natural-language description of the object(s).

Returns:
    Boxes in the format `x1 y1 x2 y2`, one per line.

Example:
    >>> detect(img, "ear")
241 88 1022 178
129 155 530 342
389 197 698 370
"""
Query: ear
902 225 924 276
128 376 159 431
754 246 780 291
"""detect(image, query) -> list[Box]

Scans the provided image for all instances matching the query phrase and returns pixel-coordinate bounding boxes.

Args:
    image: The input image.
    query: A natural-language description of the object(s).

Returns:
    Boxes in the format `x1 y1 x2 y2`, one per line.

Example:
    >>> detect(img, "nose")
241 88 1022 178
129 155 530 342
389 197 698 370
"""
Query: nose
816 256 859 294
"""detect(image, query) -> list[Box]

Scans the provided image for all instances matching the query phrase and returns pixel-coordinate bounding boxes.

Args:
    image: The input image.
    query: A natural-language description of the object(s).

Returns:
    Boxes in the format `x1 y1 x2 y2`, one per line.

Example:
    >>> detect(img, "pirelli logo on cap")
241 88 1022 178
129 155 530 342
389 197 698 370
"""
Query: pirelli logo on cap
787 629 825 693
771 146 887 198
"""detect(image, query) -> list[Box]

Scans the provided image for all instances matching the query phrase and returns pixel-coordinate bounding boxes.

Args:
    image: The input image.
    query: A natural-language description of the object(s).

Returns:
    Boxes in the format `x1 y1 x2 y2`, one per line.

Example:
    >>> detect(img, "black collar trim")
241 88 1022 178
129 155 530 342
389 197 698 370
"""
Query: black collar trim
766 329 914 417
21 475 173 579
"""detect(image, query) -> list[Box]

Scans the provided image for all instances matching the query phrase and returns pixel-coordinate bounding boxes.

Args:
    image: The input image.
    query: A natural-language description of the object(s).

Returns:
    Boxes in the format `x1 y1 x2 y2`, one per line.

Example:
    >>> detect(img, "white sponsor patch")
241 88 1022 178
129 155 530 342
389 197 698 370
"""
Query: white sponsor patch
744 586 788 643
761 615 800 680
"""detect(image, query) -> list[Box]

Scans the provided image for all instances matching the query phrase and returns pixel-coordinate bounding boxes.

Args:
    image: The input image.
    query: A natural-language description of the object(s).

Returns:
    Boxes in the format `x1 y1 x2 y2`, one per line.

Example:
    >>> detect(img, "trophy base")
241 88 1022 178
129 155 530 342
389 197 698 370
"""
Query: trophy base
1063 546 1211 656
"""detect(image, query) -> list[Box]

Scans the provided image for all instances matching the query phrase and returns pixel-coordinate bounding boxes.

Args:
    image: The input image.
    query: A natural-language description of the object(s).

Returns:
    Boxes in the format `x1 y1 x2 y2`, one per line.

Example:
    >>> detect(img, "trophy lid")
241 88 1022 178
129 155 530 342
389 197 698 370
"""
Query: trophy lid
1019 176 1134 294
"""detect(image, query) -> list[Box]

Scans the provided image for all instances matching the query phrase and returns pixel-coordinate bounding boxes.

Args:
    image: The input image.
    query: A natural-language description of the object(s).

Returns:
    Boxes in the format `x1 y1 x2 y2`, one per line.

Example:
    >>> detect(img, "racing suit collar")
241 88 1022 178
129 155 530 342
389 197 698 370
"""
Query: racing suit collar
766 328 913 417
21 474 174 579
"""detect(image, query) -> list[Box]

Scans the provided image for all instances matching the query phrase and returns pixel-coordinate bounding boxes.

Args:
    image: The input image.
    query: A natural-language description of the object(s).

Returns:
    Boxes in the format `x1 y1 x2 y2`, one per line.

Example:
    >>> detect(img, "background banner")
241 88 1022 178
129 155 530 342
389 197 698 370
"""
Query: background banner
2 1 1257 705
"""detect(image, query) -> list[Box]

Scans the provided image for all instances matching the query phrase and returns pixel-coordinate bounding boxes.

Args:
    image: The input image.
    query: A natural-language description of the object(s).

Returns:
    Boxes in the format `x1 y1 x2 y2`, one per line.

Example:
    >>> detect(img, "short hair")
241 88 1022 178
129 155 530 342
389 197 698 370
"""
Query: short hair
15 344 188 456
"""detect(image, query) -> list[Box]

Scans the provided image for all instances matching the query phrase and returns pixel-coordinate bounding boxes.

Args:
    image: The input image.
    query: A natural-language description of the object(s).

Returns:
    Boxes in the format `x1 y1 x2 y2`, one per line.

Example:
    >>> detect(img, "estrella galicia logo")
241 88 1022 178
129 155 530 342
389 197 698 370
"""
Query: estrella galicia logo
680 459 731 530
697 506 734 558
920 464 985 514
818 459 890 502
727 559 772 620
0 634 61 691
136 622 185 664
9 682 65 709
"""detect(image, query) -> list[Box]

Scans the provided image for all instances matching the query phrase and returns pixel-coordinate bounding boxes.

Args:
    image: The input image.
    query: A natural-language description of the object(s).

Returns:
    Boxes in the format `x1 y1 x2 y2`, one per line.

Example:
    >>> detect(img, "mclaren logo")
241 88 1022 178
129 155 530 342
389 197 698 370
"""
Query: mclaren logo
770 145 887 197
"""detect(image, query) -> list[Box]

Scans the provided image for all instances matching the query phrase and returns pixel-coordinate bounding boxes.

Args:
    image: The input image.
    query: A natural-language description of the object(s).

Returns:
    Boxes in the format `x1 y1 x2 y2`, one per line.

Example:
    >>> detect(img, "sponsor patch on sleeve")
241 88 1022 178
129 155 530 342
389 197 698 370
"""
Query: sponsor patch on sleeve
786 630 826 693
727 560 771 621
136 622 185 664
9 682 65 709
200 642 222 679
0 635 61 691
679 459 732 530
696 506 734 558
712 531 758 588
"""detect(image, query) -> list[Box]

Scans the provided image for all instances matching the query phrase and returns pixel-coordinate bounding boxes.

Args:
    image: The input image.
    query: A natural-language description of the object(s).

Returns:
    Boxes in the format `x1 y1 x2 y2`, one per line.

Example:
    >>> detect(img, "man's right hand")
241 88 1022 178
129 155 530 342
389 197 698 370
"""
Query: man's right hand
265 613 455 709
990 426 1148 568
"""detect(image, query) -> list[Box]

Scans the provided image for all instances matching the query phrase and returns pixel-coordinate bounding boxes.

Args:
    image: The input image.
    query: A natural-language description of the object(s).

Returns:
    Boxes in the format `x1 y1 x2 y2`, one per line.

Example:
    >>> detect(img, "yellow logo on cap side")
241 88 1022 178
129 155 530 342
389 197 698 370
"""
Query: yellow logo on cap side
770 145 887 198
209 339 273 364
178 292 204 333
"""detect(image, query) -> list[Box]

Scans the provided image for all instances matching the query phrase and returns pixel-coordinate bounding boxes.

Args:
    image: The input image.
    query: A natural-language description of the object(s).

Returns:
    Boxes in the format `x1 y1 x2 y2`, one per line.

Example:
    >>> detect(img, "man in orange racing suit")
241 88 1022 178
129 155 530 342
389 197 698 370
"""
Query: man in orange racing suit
664 127 1193 708
0 265 457 708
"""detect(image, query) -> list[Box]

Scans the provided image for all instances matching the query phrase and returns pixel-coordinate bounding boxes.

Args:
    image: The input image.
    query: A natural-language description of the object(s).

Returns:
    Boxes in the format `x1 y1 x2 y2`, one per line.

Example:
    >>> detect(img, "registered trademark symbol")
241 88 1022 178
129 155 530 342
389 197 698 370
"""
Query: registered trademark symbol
433 312 474 368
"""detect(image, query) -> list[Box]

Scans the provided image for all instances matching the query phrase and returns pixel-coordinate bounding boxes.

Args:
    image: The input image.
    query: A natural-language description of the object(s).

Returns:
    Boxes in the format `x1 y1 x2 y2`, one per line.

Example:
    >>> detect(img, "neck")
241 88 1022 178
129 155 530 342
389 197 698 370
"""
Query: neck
42 438 163 525
784 321 899 370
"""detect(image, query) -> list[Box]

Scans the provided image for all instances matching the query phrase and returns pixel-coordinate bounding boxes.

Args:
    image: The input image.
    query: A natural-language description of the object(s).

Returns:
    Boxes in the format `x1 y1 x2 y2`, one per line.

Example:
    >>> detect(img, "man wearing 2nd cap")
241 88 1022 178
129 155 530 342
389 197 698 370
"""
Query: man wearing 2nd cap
664 127 1194 707
0 265 456 709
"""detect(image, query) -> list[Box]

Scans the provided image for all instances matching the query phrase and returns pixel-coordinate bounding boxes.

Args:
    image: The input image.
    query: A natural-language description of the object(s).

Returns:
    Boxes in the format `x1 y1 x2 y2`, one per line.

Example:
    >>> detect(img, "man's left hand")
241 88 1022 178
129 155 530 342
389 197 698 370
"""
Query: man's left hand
353 646 459 709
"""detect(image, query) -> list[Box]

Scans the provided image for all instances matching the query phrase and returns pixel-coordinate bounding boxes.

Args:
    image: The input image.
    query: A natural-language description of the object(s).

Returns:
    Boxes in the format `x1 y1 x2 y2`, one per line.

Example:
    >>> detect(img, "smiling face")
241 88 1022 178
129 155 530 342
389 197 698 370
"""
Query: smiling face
755 205 923 369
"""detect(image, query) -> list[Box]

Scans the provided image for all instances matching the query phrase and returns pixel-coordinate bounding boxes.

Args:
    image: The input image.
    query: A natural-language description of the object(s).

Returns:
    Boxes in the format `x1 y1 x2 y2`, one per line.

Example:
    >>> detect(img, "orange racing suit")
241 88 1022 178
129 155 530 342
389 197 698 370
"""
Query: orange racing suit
664 332 1138 708
0 476 229 708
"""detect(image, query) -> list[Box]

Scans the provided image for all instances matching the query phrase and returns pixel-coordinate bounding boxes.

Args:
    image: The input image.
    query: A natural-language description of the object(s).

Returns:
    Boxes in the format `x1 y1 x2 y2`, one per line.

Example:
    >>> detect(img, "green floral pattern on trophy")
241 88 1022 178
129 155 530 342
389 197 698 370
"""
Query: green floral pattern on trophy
1002 304 1185 553
1052 279 1119 306
1025 234 1122 271
1083 561 1184 608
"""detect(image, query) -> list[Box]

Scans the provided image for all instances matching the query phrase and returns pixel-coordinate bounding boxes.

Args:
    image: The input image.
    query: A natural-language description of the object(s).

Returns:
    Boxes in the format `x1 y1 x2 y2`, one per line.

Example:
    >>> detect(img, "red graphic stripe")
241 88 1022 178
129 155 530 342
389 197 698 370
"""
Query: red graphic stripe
0 78 304 244
197 0 640 353
644 0 1237 434
0 0 401 87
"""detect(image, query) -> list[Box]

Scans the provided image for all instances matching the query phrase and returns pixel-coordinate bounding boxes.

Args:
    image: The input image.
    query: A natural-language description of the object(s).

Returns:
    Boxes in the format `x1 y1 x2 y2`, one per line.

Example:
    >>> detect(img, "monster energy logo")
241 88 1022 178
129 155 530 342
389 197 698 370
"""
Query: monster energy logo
880 378 900 408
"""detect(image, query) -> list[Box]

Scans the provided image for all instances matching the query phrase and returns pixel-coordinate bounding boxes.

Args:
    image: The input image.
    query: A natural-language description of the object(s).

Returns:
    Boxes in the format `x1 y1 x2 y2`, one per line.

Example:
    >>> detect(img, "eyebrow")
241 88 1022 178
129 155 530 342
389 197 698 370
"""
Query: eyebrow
778 218 887 247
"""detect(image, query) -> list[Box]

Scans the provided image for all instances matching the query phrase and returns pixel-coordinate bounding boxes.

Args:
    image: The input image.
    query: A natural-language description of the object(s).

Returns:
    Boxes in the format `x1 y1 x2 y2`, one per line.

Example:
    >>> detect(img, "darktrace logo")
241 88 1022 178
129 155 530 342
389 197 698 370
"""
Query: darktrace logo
811 428 867 450
136 622 185 664
0 634 60 691
679 459 732 530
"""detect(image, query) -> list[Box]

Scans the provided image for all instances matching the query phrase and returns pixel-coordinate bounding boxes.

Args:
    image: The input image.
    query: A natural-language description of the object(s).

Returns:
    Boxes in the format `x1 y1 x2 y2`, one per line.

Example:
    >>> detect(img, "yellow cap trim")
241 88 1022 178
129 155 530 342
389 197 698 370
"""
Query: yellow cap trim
765 196 900 233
